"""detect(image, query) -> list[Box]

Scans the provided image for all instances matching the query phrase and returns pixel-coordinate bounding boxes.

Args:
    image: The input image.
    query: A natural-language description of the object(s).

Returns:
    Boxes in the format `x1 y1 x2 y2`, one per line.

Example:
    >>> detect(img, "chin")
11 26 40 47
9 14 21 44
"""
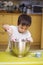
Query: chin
19 31 24 33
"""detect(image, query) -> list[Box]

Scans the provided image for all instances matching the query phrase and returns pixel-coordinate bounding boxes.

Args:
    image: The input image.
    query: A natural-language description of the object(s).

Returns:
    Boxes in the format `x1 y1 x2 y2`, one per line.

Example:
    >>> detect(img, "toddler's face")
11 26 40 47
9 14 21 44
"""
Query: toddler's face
18 24 28 33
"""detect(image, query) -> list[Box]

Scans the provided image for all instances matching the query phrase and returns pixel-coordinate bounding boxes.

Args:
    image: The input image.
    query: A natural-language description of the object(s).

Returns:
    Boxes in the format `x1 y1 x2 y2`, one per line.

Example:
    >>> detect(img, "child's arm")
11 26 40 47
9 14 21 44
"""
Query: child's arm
26 31 33 43
3 24 12 35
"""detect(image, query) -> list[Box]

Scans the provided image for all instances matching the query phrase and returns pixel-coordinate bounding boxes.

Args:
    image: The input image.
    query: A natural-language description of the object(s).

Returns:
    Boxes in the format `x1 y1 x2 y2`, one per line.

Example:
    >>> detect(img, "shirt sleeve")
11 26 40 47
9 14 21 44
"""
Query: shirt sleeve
27 31 33 42
7 25 14 36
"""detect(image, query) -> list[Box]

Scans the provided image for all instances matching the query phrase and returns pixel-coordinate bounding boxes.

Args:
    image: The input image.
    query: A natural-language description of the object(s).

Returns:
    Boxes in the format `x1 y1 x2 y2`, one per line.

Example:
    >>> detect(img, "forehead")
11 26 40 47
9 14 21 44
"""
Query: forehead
19 24 28 29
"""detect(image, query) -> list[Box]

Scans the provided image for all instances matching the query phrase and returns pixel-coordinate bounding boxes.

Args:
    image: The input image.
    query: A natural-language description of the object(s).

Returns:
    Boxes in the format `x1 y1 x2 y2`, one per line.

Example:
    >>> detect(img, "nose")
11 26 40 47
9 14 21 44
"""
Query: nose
22 29 26 32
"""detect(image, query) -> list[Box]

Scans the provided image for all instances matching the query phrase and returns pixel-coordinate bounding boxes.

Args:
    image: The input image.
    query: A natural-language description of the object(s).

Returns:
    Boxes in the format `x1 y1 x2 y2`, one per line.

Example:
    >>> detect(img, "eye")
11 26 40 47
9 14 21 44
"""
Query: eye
21 27 23 29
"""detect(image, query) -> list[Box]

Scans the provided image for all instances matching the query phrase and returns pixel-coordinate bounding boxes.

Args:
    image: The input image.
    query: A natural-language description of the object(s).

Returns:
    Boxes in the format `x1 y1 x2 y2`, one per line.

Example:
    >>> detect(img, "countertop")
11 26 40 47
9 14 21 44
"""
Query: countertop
0 51 43 65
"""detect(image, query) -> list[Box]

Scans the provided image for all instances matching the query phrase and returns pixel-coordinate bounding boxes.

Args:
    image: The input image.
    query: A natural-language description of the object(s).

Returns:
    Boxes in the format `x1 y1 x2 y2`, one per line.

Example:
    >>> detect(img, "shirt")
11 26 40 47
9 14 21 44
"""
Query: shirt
7 25 33 42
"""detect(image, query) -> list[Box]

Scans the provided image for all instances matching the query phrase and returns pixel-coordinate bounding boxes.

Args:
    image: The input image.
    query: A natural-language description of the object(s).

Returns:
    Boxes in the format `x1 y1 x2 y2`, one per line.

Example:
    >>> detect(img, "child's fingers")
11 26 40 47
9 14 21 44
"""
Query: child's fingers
3 24 9 31
11 38 16 42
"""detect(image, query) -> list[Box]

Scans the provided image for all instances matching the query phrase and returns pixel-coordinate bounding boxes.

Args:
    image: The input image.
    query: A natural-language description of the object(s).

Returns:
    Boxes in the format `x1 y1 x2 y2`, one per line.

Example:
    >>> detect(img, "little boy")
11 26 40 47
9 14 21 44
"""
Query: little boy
3 14 33 52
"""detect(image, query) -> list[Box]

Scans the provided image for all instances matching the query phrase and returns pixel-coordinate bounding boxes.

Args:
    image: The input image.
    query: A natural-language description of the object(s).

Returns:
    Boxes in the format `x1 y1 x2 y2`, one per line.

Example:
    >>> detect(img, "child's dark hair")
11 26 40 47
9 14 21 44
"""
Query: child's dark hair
18 14 31 26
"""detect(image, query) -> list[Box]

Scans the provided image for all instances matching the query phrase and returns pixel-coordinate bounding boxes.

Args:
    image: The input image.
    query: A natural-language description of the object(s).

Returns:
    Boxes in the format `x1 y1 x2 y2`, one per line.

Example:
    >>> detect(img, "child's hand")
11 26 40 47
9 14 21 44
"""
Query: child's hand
26 38 30 42
3 24 12 35
22 39 30 42
3 24 10 31
11 38 15 42
11 38 18 43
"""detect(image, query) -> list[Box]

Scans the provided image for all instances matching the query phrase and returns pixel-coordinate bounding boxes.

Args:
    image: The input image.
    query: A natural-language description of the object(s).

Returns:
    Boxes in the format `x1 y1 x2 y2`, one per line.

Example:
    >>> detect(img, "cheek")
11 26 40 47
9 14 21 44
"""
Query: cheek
20 29 23 32
18 28 22 32
19 28 24 33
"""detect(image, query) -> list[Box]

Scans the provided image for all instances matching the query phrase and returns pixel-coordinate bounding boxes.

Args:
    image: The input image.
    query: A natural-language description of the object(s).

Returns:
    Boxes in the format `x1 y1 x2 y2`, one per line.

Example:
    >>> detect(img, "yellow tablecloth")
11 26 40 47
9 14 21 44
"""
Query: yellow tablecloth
0 52 43 65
